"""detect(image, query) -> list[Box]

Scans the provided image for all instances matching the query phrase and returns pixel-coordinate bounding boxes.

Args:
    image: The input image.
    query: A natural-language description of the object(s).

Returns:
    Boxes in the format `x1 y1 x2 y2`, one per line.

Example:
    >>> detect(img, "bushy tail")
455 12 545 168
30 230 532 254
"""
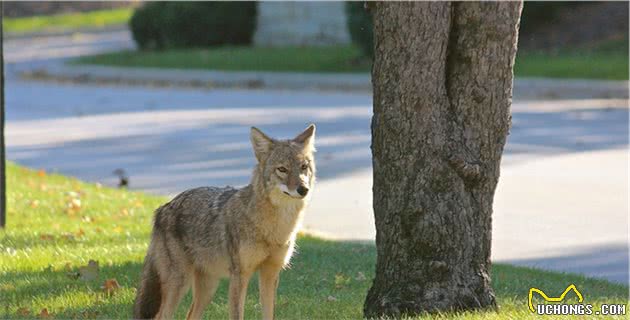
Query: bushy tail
133 256 162 319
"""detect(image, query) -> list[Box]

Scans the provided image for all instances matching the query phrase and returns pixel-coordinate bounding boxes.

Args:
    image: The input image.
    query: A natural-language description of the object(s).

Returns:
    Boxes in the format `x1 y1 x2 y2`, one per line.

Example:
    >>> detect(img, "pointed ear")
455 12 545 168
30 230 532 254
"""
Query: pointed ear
293 124 316 151
250 127 274 162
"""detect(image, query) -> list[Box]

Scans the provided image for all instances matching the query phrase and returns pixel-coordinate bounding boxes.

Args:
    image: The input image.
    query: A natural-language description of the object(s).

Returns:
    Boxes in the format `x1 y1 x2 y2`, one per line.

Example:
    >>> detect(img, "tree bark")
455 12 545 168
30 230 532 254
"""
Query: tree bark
365 2 522 317
0 2 5 229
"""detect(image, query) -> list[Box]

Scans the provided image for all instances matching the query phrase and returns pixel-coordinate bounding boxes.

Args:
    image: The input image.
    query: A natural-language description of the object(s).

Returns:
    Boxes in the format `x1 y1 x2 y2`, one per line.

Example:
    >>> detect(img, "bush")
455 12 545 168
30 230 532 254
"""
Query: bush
129 2 167 50
344 2 588 59
519 2 576 34
130 1 257 50
345 2 373 59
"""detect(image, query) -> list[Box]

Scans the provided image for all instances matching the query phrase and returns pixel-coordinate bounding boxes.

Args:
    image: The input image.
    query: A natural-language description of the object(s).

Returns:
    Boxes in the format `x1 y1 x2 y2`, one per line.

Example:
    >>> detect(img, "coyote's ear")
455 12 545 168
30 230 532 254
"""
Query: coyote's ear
293 124 316 152
250 127 274 162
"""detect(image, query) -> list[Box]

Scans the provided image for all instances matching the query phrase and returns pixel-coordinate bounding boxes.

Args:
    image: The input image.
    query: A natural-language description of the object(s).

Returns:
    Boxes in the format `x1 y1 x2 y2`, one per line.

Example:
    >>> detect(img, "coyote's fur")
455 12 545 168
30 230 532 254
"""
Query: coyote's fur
133 125 316 320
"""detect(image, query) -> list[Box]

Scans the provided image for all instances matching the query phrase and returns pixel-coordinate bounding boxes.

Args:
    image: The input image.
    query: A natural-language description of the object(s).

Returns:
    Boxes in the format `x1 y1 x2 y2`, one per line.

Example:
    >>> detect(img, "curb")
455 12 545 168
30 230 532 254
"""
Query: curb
20 62 630 98
22 63 373 92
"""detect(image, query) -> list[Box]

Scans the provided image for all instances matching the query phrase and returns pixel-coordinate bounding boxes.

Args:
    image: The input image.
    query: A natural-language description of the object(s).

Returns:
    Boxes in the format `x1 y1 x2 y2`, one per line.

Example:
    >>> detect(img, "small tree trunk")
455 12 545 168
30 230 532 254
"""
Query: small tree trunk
365 2 522 317
0 2 5 229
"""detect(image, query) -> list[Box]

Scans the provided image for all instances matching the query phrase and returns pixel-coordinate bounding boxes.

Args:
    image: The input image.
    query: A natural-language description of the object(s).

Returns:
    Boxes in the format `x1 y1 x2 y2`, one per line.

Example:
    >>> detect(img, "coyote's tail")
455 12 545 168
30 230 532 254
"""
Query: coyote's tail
133 256 162 319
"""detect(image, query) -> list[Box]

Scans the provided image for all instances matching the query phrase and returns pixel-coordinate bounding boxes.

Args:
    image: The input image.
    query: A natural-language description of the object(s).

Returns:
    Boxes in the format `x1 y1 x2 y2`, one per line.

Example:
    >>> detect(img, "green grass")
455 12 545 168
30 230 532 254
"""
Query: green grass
514 38 629 80
75 39 629 80
1 162 628 319
514 53 629 80
74 45 371 73
3 8 133 34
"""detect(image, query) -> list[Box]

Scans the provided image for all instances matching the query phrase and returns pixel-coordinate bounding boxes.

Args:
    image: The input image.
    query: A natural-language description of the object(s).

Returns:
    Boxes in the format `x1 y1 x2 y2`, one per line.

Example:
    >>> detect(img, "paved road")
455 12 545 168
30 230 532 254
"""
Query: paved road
4 31 629 284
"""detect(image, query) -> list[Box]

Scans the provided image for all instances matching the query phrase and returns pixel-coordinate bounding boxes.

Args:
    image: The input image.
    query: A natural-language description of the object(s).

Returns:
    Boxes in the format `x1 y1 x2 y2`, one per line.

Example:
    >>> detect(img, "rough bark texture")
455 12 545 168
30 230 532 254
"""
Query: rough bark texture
364 2 522 318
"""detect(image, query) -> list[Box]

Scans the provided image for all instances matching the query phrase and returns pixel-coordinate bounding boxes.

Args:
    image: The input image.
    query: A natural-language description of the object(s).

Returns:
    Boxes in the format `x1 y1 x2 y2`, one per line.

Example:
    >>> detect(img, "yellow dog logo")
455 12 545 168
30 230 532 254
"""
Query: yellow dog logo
528 284 584 313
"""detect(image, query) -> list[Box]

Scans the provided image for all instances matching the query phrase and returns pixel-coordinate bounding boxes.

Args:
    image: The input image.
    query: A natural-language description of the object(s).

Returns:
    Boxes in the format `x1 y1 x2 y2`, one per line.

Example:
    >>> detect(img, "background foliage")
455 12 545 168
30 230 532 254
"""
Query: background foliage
130 2 257 50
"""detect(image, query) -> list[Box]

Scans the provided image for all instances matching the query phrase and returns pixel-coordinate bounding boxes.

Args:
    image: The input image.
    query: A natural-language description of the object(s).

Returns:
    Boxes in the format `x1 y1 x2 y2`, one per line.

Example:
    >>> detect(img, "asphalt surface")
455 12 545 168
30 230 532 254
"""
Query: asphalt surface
4 30 629 284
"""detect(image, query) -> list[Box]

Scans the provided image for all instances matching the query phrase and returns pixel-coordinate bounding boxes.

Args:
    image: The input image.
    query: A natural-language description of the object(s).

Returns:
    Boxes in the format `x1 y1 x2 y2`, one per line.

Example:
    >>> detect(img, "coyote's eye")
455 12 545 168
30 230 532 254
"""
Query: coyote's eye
277 167 288 173
301 164 309 171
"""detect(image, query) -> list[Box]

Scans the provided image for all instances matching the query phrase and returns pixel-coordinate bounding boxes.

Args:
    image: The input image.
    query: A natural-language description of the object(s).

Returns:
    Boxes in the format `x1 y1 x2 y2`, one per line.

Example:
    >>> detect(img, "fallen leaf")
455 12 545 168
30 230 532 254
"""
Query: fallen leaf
68 198 82 211
39 233 55 241
17 307 30 316
76 229 85 237
78 260 99 281
102 278 120 294
39 308 50 318
30 200 40 208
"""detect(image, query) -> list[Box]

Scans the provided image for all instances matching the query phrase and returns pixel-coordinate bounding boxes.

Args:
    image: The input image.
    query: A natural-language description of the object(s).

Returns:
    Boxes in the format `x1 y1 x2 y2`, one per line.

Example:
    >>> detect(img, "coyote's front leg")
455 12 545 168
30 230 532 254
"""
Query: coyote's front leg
258 260 282 320
228 270 253 320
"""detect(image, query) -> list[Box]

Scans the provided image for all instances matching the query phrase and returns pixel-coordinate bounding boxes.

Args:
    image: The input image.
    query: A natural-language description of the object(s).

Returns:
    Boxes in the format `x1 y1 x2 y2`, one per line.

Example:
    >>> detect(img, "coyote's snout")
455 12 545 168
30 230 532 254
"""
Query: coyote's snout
133 124 316 320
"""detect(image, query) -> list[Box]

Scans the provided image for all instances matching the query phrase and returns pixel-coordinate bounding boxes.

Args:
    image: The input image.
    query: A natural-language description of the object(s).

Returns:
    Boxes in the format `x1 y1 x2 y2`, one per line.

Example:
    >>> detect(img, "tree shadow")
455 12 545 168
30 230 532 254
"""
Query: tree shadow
1 237 377 319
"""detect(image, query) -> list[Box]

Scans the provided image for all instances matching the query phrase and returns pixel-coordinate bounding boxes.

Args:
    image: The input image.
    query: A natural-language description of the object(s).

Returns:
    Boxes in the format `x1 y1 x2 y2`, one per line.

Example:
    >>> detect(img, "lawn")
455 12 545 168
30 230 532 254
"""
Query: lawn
75 40 629 80
3 8 133 35
74 46 371 74
1 162 628 319
513 52 629 81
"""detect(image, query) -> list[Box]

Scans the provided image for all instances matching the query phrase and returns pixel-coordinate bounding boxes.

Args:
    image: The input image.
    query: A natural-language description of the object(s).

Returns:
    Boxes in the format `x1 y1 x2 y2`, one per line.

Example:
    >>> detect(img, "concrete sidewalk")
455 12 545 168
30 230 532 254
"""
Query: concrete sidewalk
21 61 630 99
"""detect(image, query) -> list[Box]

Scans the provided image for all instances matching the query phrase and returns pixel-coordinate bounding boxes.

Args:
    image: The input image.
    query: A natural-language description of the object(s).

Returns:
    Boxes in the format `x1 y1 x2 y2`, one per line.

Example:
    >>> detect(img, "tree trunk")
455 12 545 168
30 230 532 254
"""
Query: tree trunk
365 2 522 317
0 2 5 229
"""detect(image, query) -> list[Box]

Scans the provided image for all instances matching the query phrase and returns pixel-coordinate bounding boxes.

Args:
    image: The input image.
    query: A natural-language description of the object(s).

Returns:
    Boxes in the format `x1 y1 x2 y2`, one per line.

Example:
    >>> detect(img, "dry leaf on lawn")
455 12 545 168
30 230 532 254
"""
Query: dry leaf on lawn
16 307 30 316
39 233 55 241
39 308 51 318
102 278 120 294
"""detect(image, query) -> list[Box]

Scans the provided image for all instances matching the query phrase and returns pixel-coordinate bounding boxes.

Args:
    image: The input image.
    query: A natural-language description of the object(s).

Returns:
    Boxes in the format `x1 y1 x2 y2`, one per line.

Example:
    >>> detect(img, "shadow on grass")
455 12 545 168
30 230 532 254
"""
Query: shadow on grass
1 237 377 319
2 238 627 319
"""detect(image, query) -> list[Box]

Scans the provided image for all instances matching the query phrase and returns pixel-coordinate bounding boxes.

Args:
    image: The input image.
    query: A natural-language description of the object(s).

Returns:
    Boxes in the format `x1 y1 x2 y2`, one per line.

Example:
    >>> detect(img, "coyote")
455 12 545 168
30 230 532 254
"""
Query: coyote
133 125 316 320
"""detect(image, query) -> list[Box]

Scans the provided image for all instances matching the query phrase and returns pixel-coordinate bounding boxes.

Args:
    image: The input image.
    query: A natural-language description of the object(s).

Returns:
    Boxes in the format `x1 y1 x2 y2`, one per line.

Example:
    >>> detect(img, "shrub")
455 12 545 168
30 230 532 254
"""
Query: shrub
519 2 575 34
129 1 257 50
129 2 167 50
345 2 373 59
344 2 587 59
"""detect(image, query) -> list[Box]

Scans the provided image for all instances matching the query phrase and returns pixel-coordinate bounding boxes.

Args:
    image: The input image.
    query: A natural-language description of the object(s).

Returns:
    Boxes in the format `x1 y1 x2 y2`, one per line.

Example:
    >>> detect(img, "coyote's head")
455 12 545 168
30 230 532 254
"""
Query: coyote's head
250 124 316 202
